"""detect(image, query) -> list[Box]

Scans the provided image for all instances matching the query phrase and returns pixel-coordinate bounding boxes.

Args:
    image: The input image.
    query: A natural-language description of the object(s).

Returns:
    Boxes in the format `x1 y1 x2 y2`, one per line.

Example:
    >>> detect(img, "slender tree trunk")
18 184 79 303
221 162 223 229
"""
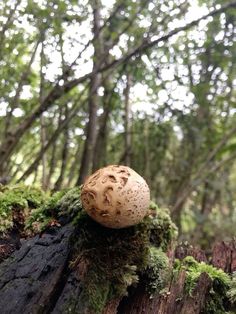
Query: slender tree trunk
54 106 69 191
77 0 102 184
144 116 150 184
40 115 47 189
92 106 109 171
40 36 47 190
45 139 57 190
92 74 112 171
67 145 81 186
124 73 132 167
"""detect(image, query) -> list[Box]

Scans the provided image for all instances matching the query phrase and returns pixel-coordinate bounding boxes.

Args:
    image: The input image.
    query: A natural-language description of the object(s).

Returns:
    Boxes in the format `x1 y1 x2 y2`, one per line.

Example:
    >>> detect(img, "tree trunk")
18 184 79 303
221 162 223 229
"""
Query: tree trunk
124 73 132 167
0 223 235 314
54 106 69 191
45 138 57 190
40 33 47 190
77 0 103 184
144 116 151 185
92 74 113 172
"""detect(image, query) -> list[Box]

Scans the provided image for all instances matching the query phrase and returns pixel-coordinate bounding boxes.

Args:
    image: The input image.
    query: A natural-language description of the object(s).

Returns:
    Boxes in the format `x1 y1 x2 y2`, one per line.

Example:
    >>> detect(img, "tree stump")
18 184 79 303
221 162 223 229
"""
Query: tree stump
0 187 235 314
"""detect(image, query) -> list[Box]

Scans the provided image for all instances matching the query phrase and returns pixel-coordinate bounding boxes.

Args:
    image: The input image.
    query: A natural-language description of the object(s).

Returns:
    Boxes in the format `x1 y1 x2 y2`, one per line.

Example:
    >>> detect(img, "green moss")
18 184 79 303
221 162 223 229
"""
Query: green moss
71 202 176 313
174 256 233 313
181 256 230 295
144 246 170 295
72 216 148 313
228 271 236 303
25 190 66 232
0 184 46 233
26 187 82 232
58 187 83 219
0 186 177 313
149 202 178 251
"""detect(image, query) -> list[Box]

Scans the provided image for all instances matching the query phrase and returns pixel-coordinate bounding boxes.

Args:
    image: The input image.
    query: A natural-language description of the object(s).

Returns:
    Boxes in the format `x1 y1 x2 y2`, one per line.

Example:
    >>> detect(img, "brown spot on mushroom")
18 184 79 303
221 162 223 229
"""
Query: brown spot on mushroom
108 175 117 183
103 186 113 205
120 176 128 186
88 191 96 200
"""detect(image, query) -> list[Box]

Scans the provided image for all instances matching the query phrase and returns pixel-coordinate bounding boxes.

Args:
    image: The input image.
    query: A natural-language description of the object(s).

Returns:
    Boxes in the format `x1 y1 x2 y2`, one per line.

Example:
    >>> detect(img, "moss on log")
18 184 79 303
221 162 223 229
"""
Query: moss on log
0 186 235 314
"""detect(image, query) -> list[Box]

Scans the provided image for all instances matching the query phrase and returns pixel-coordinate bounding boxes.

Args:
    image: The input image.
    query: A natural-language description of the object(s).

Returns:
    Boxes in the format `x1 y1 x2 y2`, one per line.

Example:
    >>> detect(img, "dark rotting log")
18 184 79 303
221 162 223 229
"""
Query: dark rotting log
0 224 75 314
0 223 236 314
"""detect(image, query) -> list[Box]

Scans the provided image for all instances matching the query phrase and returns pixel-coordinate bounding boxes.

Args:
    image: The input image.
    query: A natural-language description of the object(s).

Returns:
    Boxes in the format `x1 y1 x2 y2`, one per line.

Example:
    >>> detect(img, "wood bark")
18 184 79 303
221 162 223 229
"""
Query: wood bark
0 223 235 314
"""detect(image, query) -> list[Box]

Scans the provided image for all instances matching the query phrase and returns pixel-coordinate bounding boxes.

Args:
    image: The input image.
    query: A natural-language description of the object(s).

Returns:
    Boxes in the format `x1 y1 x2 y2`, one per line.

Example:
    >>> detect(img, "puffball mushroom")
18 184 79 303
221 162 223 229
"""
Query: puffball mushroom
81 165 150 228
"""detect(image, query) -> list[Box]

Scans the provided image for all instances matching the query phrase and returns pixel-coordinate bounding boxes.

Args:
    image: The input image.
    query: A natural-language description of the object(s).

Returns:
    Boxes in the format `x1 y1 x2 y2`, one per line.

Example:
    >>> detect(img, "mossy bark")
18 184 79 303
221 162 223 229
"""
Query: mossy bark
0 186 235 314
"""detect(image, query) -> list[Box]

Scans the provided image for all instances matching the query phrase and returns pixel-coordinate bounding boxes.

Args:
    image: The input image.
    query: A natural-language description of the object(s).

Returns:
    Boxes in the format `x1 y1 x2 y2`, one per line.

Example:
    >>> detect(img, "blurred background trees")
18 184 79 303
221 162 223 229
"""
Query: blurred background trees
0 0 236 247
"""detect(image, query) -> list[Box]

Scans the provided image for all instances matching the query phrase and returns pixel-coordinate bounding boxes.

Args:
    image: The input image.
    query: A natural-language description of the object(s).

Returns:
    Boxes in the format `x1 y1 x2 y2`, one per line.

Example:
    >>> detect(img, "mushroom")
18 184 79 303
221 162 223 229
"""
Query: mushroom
81 165 150 228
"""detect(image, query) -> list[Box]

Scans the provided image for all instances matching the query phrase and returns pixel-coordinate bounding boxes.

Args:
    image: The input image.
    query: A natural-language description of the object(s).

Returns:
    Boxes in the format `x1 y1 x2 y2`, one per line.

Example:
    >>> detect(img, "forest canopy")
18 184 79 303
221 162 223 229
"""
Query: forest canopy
0 0 236 246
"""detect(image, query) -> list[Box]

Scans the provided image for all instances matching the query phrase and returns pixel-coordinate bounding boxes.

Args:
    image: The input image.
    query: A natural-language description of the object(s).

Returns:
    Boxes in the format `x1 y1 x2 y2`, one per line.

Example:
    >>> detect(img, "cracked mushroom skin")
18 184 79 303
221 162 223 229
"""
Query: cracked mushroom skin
81 165 150 228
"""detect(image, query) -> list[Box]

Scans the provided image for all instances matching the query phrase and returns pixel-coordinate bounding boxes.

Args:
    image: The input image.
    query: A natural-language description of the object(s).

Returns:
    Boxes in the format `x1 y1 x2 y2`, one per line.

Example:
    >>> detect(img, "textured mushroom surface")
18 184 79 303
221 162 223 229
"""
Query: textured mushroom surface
81 165 150 228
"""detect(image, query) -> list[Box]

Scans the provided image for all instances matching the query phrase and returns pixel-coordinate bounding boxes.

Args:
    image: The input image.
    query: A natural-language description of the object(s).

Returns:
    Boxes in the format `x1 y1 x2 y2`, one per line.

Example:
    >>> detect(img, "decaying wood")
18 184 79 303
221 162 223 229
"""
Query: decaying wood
0 222 235 314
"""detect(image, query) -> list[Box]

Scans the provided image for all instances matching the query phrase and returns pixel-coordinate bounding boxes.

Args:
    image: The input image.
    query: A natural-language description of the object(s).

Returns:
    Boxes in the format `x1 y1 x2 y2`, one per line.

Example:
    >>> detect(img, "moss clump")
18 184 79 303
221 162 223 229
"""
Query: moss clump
58 187 83 219
26 187 82 233
228 271 236 303
181 256 230 295
0 184 46 233
72 216 149 313
71 202 175 314
144 246 170 295
149 202 178 251
174 256 234 313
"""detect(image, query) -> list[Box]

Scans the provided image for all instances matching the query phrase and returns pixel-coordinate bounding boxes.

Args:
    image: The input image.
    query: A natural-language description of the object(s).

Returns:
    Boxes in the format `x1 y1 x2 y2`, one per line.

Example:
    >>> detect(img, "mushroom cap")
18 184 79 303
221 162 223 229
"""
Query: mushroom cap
81 165 150 228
